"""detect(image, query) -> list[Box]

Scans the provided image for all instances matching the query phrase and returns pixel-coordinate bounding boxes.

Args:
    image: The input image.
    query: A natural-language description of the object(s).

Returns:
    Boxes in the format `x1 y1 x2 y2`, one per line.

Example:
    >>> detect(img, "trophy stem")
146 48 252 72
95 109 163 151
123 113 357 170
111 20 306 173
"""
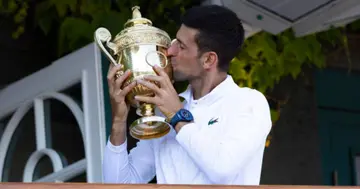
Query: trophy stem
130 103 171 140
140 103 155 117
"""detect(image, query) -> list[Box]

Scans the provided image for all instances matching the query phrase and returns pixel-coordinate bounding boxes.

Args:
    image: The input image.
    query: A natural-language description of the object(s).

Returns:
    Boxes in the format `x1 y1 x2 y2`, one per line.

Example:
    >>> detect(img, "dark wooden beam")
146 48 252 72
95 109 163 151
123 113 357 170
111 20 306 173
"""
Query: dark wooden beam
0 183 359 189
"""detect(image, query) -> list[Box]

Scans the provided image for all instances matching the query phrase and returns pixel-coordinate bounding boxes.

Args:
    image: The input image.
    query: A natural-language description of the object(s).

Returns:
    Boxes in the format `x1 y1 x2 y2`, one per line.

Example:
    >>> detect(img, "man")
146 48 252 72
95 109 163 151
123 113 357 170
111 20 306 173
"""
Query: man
103 5 271 185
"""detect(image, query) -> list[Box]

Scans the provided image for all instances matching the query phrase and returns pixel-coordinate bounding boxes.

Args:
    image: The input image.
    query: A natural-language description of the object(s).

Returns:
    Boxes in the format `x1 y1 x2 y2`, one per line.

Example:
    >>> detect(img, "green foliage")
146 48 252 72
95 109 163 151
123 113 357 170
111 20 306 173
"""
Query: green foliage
270 109 280 124
0 0 28 38
0 0 193 55
228 28 348 94
33 0 193 56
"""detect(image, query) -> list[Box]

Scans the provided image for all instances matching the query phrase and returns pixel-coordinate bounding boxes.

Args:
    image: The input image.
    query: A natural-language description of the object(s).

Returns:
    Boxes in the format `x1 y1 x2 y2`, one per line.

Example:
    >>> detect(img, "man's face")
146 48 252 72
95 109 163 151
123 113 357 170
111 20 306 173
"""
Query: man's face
167 24 204 82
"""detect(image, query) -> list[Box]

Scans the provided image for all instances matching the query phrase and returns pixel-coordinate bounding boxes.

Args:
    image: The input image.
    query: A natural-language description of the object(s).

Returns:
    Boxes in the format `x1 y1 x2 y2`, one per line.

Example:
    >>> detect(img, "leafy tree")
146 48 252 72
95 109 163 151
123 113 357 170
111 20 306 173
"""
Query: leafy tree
0 0 196 55
1 0 360 146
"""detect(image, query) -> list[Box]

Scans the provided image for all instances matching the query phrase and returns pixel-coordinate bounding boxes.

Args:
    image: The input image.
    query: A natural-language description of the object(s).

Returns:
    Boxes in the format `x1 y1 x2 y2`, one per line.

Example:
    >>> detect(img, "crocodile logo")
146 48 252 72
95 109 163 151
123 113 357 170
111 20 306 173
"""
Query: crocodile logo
208 117 219 126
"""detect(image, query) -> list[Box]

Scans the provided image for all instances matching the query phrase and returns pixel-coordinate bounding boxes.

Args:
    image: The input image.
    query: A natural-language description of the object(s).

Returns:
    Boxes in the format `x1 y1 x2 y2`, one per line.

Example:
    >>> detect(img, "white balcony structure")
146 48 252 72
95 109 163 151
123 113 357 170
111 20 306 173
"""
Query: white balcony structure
202 0 360 38
0 44 107 183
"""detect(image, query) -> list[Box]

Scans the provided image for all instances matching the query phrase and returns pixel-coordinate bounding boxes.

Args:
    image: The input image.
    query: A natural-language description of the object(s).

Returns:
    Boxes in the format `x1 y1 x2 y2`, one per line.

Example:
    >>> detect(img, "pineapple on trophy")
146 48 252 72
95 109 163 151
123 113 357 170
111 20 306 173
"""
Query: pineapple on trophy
94 6 174 140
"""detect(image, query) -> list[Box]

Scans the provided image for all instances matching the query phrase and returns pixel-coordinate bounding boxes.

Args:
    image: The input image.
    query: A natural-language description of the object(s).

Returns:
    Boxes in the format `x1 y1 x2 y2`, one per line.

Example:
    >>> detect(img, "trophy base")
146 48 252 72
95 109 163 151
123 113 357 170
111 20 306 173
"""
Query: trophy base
129 116 171 140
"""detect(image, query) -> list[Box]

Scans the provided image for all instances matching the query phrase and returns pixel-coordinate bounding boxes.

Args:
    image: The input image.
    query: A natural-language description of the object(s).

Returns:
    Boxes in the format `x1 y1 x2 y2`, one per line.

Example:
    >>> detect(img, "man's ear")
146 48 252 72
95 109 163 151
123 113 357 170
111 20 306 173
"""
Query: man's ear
202 51 218 69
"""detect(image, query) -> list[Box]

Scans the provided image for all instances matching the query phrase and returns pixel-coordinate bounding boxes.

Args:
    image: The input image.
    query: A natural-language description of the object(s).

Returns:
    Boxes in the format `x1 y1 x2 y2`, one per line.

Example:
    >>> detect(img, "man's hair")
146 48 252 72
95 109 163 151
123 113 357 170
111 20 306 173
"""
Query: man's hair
181 5 244 72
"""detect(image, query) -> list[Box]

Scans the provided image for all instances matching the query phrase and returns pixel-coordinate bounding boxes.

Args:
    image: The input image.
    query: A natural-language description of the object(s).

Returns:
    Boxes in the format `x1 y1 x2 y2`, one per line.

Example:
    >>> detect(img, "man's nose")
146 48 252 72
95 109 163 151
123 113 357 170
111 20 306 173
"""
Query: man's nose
167 39 177 57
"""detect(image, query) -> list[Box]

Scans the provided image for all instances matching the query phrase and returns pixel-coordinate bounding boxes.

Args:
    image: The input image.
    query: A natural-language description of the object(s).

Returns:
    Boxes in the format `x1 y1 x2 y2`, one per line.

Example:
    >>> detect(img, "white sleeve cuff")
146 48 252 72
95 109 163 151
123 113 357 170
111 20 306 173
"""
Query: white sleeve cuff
106 138 128 153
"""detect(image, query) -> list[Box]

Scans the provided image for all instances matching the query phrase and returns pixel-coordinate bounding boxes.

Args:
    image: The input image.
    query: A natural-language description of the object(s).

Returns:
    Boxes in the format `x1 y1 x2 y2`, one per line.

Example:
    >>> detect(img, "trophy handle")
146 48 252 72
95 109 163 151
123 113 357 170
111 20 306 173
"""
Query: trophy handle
145 51 168 68
94 27 121 67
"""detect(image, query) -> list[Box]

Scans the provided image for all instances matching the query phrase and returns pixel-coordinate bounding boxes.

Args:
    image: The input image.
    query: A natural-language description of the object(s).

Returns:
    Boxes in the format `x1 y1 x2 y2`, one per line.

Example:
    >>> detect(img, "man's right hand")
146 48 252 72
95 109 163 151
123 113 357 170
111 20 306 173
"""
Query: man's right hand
107 63 137 145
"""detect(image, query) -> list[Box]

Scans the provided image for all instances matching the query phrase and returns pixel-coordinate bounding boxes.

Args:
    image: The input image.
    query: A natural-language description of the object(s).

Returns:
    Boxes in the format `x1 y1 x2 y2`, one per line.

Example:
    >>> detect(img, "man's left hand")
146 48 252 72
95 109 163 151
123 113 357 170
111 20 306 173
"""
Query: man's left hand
135 65 183 119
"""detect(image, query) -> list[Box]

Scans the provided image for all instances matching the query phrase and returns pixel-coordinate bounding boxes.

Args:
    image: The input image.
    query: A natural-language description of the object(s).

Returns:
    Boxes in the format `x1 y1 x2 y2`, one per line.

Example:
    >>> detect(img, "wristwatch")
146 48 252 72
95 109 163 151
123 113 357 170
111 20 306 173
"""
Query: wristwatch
169 109 194 127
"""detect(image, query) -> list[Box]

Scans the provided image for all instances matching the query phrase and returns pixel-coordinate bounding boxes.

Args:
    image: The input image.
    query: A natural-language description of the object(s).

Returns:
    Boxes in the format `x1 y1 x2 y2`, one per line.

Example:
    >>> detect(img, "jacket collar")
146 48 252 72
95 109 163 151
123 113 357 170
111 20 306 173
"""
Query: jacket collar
178 75 237 106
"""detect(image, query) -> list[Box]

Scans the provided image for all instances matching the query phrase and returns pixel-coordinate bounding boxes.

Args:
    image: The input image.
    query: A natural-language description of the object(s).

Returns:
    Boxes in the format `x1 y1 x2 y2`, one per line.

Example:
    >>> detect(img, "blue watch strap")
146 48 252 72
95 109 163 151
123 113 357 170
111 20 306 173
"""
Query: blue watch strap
169 113 180 126
169 109 194 126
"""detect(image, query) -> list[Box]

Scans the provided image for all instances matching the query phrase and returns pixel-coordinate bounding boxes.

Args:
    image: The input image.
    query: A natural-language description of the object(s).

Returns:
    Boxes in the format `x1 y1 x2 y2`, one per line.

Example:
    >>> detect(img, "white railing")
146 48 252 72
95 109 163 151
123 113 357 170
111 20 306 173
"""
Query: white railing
0 43 106 183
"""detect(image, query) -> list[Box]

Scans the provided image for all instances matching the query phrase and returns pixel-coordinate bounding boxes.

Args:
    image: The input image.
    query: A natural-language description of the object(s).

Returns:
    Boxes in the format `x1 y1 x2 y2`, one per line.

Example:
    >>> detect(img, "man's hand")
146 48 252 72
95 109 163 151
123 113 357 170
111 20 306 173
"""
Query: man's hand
135 65 183 119
107 64 137 145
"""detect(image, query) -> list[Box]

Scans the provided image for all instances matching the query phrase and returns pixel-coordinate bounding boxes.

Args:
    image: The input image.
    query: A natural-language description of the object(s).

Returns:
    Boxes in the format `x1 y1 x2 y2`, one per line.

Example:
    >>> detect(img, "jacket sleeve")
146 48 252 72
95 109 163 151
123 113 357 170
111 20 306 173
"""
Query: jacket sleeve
102 138 156 183
175 90 272 184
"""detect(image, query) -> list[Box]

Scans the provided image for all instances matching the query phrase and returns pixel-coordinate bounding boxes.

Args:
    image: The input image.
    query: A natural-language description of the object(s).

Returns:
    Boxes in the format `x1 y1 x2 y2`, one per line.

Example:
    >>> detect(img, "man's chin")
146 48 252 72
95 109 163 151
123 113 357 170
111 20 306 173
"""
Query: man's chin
173 78 184 82
173 73 187 82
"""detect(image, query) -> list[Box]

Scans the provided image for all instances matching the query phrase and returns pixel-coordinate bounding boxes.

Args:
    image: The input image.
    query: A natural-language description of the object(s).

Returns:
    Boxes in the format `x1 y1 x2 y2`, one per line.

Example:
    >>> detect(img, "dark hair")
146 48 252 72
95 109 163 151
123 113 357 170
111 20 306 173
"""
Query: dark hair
181 5 244 72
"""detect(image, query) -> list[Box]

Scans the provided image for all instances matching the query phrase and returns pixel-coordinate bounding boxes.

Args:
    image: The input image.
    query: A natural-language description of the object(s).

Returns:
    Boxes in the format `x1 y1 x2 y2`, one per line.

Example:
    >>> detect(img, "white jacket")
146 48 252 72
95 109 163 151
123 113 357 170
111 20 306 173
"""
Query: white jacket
103 75 272 185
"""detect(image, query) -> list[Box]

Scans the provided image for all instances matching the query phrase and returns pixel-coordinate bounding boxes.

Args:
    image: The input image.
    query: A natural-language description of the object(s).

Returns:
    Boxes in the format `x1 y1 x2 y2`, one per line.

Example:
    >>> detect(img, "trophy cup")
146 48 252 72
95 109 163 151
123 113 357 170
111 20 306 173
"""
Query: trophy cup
94 6 173 140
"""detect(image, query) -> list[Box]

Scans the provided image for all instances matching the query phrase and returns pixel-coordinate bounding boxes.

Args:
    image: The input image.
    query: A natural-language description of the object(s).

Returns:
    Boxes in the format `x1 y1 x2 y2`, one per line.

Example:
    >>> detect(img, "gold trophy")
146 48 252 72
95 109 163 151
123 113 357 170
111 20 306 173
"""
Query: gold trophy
94 6 173 140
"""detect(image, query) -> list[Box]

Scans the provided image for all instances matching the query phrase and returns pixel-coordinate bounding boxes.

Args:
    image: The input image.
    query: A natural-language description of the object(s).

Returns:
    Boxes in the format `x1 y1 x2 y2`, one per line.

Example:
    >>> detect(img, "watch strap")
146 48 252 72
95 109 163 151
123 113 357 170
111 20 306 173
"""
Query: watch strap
169 109 193 126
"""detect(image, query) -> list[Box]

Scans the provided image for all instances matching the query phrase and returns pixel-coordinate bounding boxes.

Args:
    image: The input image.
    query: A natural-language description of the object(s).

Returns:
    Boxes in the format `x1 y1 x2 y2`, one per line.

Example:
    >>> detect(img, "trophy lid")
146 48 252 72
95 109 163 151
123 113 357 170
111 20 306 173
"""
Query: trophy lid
113 6 171 50
123 6 152 27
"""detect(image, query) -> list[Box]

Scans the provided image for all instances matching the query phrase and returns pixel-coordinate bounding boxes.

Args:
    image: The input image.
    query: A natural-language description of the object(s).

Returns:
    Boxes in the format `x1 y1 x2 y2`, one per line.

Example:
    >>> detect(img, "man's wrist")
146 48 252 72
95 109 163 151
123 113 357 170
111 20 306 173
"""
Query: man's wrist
175 122 184 132
164 112 176 122
112 116 127 124
164 106 183 119
174 121 192 133
110 121 127 146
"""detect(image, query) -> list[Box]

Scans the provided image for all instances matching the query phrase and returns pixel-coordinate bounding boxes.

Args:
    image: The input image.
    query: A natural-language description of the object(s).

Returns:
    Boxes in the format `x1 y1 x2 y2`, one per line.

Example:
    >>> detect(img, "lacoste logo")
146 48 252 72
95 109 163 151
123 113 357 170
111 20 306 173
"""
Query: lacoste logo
208 118 218 126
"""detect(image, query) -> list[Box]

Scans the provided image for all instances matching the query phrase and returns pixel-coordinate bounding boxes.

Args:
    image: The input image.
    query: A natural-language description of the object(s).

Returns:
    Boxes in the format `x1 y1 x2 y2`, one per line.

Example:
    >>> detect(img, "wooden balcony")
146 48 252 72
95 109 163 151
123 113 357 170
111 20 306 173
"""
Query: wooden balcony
0 183 359 189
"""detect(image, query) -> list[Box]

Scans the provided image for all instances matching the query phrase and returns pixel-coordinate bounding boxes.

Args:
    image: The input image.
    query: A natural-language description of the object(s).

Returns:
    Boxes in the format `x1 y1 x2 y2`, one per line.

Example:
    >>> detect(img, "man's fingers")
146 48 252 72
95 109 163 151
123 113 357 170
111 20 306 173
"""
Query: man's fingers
134 95 156 104
115 70 131 91
121 80 137 96
142 75 167 88
151 65 172 87
107 64 123 83
137 79 161 94
153 65 168 77
143 75 162 82
108 63 114 72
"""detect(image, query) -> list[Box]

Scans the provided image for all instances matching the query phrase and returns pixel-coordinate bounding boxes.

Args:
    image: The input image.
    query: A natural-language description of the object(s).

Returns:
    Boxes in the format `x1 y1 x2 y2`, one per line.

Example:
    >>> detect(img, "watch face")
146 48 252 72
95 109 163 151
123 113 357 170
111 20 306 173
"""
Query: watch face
181 110 189 117
170 109 194 126
180 109 193 121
